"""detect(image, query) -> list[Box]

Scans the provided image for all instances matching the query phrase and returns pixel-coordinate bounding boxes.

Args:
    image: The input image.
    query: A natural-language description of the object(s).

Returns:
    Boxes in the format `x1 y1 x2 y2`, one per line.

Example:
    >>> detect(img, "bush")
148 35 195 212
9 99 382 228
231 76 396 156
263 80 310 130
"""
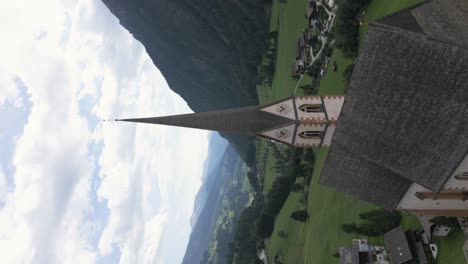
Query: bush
341 222 358 235
292 183 303 192
290 210 309 222
429 216 460 229
340 209 402 237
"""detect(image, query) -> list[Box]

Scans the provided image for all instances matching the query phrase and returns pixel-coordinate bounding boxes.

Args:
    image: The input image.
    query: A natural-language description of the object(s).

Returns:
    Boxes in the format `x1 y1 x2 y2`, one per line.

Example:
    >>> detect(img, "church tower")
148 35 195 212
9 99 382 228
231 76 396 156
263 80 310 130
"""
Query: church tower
117 95 345 148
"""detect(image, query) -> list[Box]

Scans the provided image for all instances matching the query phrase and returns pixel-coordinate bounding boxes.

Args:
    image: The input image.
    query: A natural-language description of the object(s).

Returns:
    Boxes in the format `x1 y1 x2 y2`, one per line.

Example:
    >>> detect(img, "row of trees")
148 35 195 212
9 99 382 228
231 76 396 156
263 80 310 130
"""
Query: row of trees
334 0 370 58
341 209 401 237
256 148 305 238
257 31 279 86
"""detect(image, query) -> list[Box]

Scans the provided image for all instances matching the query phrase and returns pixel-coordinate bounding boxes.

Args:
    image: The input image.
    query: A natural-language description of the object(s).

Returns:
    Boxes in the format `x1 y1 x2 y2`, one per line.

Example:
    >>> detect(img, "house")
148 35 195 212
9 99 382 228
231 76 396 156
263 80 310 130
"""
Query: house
384 226 436 264
305 2 315 19
308 0 321 5
298 31 309 48
418 216 453 241
290 60 304 77
295 40 303 60
339 239 389 264
319 0 468 217
305 1 317 24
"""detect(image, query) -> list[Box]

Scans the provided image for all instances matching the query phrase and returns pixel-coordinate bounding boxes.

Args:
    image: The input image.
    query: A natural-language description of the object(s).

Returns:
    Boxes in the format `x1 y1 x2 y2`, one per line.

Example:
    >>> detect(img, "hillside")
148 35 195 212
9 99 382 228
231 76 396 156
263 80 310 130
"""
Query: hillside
190 133 229 227
101 0 272 162
182 146 242 264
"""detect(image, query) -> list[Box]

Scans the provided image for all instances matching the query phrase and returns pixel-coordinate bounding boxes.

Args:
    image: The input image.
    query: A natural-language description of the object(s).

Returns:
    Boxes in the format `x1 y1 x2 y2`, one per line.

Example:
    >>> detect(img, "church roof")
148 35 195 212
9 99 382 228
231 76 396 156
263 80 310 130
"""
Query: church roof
117 105 295 135
320 0 468 209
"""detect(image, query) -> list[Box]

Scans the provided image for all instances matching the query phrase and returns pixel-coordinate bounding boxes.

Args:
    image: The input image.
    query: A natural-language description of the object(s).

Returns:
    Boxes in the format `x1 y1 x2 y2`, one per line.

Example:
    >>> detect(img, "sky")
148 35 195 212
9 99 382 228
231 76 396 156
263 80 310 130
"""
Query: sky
0 0 210 263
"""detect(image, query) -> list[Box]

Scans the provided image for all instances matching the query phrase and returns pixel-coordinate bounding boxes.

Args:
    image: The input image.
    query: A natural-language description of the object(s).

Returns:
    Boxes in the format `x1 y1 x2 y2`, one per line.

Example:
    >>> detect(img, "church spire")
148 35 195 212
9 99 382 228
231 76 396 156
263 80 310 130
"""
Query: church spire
116 95 345 147
116 105 294 135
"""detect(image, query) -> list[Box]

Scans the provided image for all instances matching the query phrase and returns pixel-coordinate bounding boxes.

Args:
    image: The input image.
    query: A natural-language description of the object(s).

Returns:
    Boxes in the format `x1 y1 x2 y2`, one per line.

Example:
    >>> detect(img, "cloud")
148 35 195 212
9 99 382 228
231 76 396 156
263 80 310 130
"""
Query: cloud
0 0 209 263
0 165 7 202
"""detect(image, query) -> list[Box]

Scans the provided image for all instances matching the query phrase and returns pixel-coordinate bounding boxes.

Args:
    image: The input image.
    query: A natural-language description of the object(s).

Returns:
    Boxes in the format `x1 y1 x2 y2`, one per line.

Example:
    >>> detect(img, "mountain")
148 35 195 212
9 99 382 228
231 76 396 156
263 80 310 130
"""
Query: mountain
182 145 241 264
101 0 272 163
190 132 229 227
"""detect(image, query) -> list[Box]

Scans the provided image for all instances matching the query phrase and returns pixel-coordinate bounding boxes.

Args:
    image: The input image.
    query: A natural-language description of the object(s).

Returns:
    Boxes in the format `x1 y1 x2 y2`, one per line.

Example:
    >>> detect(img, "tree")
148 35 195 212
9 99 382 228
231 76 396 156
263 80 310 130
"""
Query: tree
290 210 309 222
278 230 288 239
358 209 401 233
341 222 358 235
430 216 460 229
334 0 371 58
292 183 303 192
343 63 355 85
256 213 275 238
357 222 381 237
332 252 340 258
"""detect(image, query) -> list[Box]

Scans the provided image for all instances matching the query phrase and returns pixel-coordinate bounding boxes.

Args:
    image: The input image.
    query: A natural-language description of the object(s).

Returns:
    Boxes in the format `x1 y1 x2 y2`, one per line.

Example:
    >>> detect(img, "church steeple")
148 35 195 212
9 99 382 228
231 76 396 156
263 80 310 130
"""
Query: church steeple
116 105 294 135
117 96 345 148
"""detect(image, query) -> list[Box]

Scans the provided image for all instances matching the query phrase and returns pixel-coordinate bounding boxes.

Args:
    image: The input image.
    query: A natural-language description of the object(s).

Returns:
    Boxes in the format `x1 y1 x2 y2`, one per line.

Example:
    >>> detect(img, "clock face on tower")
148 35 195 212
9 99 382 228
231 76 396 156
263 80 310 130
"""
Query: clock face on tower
275 128 292 139
276 103 292 115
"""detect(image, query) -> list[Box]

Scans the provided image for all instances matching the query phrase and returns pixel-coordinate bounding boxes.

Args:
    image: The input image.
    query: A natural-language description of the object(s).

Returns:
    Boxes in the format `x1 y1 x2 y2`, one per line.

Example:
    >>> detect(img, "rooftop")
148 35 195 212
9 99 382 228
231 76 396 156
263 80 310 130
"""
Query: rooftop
384 226 413 264
319 0 468 209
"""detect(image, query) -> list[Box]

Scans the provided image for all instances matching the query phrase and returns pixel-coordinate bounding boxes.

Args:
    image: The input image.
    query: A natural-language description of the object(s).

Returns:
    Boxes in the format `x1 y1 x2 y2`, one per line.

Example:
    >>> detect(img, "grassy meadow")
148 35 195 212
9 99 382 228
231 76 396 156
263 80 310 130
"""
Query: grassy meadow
256 0 466 263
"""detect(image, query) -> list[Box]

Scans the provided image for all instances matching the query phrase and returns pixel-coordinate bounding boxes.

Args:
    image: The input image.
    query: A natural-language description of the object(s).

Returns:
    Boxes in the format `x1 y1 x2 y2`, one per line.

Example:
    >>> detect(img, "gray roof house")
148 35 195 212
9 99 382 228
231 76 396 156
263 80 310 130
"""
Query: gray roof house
305 2 315 19
319 0 468 210
384 226 414 264
384 226 430 264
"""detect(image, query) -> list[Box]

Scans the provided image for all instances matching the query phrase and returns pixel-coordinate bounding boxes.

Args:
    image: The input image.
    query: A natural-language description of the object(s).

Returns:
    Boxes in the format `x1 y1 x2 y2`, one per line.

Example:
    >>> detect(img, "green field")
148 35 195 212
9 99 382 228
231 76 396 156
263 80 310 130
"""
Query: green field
434 229 466 264
257 0 466 263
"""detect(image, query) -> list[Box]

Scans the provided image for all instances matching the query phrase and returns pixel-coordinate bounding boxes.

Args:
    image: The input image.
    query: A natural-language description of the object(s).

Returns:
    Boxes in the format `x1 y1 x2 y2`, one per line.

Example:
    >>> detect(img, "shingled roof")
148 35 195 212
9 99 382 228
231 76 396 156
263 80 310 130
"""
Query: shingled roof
117 105 295 135
320 0 468 209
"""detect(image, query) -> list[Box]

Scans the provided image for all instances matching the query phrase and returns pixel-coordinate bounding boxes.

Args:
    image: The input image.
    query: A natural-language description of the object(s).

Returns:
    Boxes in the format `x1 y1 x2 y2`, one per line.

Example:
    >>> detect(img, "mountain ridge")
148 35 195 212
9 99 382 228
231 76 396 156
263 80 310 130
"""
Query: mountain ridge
101 0 271 162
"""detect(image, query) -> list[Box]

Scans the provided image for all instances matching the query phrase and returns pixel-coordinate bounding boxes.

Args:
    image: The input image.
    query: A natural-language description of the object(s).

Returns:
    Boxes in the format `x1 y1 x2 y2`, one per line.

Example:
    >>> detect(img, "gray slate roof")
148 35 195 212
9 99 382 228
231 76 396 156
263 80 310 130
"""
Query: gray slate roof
320 0 468 209
339 247 359 264
117 105 295 135
384 226 413 264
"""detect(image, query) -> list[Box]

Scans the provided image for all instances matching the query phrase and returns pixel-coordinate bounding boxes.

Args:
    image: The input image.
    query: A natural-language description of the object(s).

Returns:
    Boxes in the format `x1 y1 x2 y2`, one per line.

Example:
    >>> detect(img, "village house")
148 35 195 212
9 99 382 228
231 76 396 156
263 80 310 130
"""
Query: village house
339 239 389 264
384 226 436 264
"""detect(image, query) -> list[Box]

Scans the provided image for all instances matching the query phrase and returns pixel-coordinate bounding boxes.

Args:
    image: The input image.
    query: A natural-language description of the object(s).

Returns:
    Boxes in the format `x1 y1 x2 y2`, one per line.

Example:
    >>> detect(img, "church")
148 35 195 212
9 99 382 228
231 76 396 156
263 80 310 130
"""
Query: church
117 95 345 148
118 0 468 216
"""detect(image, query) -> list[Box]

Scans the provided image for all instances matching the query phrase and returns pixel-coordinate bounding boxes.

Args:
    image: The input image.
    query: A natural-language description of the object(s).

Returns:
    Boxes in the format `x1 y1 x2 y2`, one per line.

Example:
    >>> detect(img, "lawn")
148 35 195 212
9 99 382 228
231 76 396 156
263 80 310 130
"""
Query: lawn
434 229 466 264
257 0 309 104
257 0 466 263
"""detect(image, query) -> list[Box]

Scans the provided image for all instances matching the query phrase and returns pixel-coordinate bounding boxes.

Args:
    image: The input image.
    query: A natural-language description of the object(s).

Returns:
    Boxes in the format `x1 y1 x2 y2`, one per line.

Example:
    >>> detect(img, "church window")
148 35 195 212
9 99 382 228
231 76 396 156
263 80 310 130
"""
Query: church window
455 172 468 180
299 131 322 139
299 104 321 113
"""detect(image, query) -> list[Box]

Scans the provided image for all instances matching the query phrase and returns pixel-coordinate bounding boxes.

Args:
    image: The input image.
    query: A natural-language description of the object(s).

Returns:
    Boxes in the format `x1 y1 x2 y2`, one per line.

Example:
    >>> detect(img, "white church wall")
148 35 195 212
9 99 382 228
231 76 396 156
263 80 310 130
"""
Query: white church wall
294 96 326 122
322 96 345 122
260 98 296 120
440 154 468 189
258 124 296 145
397 153 468 214
321 124 336 147
294 123 325 147
396 183 468 211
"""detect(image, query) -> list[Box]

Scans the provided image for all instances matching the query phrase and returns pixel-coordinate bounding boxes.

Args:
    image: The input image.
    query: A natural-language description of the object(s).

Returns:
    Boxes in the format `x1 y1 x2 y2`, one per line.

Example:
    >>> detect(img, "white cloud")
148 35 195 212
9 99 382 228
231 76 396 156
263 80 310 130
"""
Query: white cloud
0 165 7 202
0 0 209 263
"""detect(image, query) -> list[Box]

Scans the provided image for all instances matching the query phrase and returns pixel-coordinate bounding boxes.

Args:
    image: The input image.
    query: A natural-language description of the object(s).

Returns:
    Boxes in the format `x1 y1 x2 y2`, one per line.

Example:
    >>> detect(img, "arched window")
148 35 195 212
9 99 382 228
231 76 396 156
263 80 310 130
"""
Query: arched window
299 104 321 113
455 172 468 180
299 131 322 139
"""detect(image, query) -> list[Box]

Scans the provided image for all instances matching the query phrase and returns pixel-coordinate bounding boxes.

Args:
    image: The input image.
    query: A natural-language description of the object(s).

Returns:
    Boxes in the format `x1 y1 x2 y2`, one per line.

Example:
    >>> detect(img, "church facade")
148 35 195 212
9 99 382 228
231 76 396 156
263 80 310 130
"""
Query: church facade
255 95 344 147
